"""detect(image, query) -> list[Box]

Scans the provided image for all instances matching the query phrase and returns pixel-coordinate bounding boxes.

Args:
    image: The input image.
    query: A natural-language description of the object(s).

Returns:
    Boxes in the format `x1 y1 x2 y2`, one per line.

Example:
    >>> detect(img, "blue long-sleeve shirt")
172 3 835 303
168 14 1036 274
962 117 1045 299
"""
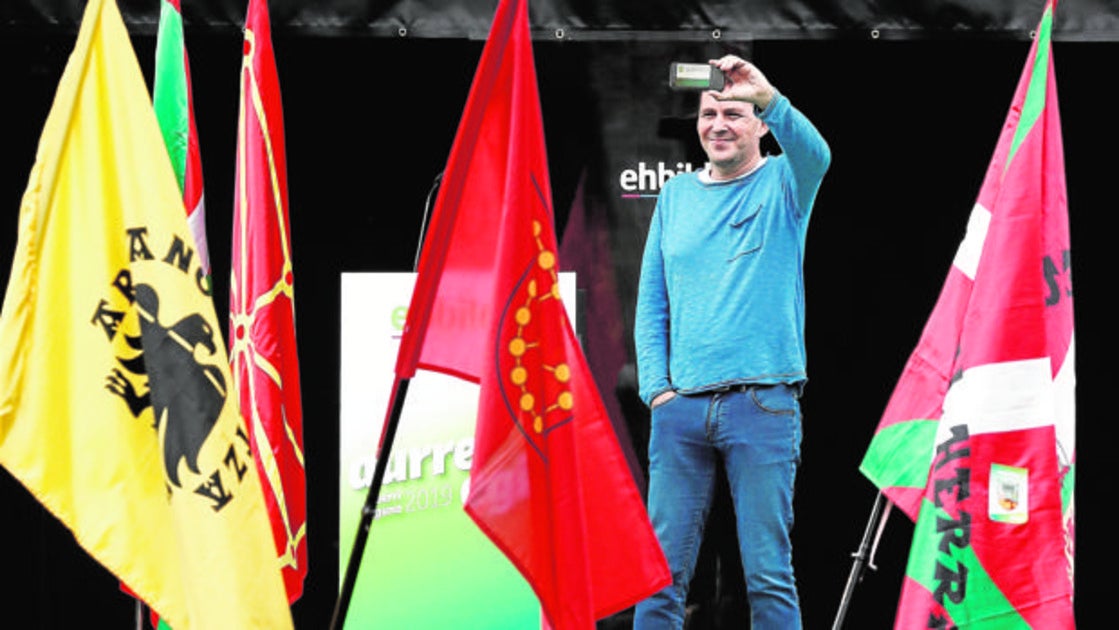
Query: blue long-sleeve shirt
634 92 831 406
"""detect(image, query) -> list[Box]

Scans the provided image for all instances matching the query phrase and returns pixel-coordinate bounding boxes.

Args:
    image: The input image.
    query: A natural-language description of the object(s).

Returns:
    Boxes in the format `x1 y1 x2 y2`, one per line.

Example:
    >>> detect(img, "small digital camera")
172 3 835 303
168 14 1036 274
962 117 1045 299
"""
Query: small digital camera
668 62 726 91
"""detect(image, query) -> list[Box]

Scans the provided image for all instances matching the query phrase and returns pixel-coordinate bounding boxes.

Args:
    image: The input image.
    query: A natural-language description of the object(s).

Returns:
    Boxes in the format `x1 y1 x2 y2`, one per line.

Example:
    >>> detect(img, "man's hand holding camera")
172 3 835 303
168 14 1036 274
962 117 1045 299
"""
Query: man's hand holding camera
708 54 775 111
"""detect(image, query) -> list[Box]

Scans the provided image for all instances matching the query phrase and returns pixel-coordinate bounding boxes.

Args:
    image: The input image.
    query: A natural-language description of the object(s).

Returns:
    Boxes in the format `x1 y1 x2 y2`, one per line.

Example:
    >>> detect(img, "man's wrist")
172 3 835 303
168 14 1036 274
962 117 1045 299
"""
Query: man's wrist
754 88 775 113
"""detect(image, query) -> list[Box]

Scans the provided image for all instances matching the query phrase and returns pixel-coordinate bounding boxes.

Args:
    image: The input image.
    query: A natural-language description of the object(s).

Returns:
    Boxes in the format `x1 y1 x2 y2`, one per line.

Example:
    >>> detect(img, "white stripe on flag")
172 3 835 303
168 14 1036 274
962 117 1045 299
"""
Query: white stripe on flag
940 357 1055 439
1054 338 1075 468
951 202 991 281
187 194 210 273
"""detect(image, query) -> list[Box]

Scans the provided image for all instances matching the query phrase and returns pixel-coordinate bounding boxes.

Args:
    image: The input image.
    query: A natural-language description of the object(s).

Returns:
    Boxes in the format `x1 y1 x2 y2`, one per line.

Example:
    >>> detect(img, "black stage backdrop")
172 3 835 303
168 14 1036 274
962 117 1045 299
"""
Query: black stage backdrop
1 8 1116 630
4 0 1119 40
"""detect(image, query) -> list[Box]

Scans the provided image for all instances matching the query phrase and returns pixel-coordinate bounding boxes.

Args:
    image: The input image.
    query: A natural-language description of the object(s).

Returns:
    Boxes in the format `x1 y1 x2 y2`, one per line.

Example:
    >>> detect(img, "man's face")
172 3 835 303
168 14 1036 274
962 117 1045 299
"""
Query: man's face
696 93 768 179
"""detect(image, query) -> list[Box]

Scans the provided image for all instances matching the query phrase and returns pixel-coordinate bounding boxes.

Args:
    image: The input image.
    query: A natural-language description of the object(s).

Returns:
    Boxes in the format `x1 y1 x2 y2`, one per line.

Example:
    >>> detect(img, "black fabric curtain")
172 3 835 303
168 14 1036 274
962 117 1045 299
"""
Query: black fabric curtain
4 0 1119 41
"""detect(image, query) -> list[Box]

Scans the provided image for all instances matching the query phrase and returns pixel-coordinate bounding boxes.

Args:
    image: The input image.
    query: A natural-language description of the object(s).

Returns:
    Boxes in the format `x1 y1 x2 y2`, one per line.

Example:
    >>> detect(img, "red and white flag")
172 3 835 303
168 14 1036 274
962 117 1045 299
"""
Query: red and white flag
860 1 1075 626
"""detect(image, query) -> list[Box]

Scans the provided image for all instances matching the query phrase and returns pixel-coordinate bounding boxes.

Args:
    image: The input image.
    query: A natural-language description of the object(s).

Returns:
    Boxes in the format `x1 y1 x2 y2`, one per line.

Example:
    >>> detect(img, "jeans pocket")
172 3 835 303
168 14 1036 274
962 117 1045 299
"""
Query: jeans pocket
650 391 680 411
749 384 797 415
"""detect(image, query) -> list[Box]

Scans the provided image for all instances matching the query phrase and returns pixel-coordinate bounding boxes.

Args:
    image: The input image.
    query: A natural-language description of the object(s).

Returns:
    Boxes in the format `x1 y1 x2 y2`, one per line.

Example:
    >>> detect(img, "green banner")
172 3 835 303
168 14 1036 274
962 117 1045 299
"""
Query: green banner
339 272 573 628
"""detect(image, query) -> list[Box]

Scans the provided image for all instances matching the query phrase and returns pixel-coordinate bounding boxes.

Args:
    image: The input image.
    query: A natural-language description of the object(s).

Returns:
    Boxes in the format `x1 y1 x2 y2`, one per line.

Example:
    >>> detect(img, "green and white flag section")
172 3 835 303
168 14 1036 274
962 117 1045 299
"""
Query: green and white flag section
153 0 209 276
859 1 1075 627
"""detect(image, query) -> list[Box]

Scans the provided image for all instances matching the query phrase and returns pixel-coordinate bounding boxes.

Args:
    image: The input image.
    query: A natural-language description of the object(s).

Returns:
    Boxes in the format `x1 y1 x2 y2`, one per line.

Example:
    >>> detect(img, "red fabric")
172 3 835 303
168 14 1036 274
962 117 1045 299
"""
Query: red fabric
172 0 207 274
872 0 1074 524
229 0 307 604
873 267 972 520
395 0 670 626
961 11 1071 381
886 2 1074 626
182 50 204 240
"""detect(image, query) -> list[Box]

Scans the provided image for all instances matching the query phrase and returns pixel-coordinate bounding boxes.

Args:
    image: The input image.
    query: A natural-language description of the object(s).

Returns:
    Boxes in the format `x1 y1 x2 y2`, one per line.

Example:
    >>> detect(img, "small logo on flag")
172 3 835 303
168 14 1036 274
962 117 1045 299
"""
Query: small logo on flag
989 463 1029 524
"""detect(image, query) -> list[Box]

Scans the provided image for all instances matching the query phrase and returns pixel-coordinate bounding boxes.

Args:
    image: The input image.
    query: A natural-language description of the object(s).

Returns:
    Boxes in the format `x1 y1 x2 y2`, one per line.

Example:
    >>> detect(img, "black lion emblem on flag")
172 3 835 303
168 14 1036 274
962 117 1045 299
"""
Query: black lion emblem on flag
106 283 227 488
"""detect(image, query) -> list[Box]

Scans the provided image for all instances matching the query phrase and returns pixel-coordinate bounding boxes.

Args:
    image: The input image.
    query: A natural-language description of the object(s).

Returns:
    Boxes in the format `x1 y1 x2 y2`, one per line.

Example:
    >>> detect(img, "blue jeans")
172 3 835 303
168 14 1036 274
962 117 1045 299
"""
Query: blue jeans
633 384 803 629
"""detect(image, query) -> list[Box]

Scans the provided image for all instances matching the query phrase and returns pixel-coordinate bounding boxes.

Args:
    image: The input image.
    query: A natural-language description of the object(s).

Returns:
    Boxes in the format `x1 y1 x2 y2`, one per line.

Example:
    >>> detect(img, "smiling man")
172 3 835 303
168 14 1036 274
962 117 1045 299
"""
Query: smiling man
633 54 831 629
697 80 771 179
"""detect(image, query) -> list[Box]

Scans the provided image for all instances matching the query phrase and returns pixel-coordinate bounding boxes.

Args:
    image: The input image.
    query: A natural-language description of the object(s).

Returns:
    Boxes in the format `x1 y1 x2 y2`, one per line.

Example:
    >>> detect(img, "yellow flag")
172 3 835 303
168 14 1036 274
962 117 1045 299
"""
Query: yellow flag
0 1 293 628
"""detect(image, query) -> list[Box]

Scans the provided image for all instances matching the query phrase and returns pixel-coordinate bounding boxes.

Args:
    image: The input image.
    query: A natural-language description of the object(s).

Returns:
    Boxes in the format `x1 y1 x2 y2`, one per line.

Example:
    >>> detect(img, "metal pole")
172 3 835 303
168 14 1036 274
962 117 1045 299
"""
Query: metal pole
832 491 889 630
330 170 440 629
329 377 411 630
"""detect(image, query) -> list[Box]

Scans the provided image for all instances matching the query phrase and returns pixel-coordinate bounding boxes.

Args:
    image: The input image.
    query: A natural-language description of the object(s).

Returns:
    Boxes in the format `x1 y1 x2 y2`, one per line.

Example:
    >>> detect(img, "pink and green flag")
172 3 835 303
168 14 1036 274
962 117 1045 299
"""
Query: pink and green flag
153 0 209 278
859 0 1075 627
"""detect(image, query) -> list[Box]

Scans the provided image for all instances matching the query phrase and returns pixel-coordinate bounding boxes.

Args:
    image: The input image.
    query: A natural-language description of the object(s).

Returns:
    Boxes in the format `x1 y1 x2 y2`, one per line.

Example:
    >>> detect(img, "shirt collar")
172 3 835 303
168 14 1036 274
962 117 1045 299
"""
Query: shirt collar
698 156 768 184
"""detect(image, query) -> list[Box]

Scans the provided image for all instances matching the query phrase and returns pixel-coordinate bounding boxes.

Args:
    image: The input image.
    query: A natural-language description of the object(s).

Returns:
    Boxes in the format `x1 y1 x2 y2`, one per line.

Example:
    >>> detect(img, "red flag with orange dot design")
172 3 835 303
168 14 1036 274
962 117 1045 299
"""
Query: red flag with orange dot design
393 0 670 627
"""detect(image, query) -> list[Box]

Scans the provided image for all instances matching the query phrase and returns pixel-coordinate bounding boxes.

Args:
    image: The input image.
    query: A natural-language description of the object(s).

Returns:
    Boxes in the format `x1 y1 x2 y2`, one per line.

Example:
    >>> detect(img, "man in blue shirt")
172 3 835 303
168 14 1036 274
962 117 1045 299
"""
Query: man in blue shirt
633 54 830 629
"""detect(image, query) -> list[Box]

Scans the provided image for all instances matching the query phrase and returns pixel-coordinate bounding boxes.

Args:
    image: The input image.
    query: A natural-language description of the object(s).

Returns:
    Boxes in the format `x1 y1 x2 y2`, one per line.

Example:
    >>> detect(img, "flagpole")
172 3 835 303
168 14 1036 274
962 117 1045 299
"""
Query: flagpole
330 376 411 630
832 491 891 630
331 169 445 630
413 171 442 271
